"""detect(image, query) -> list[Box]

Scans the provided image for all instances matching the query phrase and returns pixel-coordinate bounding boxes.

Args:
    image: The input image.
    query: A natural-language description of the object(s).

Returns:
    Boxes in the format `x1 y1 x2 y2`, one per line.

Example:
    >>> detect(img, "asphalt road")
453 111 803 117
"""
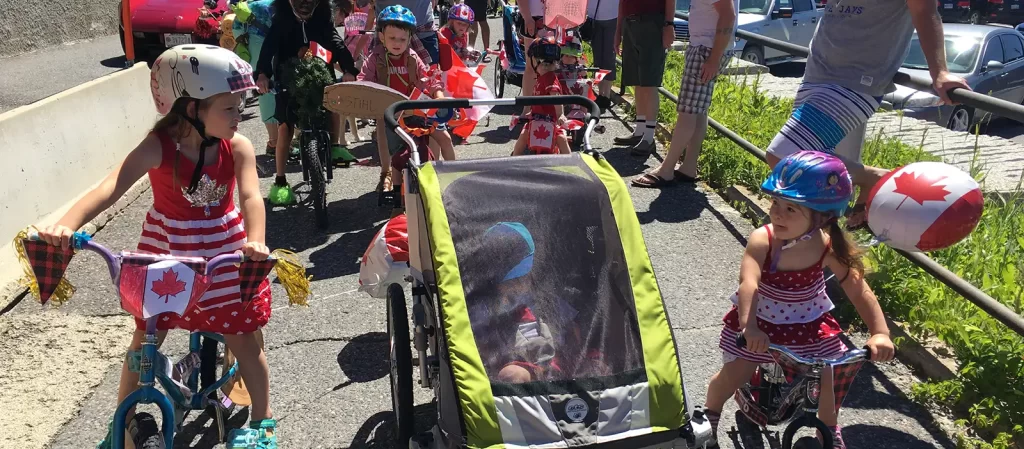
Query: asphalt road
0 34 125 115
9 18 959 449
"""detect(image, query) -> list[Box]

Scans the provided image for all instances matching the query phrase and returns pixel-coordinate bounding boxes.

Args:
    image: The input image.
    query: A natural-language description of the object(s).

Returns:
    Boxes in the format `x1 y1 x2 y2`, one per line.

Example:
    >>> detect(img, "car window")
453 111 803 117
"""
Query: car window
1000 34 1024 63
793 0 813 12
904 35 980 74
739 0 772 14
984 37 1005 65
776 0 793 8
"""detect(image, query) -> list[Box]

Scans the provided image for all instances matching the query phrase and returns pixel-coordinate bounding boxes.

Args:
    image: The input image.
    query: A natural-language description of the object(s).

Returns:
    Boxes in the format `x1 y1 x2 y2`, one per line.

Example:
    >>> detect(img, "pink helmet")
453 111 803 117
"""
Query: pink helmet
448 3 475 24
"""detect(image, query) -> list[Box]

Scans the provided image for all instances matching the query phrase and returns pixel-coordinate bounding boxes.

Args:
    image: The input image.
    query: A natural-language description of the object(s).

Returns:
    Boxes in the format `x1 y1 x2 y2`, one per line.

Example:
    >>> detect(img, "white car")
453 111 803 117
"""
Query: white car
674 0 823 66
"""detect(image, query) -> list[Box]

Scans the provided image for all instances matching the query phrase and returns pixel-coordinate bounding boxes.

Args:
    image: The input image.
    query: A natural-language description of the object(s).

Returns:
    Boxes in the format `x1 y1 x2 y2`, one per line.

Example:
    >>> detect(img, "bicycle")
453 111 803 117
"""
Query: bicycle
19 231 286 449
267 54 336 229
731 334 871 449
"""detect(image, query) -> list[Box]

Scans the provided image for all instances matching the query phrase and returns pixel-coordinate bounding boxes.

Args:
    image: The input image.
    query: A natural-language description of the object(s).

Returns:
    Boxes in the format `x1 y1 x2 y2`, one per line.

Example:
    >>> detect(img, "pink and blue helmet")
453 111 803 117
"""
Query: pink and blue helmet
448 3 475 24
761 150 853 218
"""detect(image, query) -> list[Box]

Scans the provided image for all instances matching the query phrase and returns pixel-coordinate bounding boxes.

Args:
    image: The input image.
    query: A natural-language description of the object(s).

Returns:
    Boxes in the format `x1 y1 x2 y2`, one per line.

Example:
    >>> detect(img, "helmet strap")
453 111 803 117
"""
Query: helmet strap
174 98 220 194
767 214 834 273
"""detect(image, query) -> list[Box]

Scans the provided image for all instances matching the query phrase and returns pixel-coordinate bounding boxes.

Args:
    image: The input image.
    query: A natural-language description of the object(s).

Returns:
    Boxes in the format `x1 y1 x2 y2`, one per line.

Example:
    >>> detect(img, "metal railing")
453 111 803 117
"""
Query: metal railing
610 13 1024 338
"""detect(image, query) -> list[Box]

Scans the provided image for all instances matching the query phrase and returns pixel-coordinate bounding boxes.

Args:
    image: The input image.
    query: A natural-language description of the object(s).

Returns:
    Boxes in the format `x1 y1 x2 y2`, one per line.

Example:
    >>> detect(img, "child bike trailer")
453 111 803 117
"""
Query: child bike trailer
381 95 713 449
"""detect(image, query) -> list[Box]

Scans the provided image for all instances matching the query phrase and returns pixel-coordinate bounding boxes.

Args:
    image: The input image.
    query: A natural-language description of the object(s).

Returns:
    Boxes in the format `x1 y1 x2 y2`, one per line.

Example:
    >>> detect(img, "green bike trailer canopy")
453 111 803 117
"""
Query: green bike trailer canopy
414 153 690 448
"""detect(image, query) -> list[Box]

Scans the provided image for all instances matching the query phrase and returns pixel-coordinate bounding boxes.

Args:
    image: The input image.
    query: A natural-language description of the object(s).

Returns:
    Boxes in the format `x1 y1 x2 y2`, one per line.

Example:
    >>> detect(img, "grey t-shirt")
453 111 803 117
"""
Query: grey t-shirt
803 0 914 97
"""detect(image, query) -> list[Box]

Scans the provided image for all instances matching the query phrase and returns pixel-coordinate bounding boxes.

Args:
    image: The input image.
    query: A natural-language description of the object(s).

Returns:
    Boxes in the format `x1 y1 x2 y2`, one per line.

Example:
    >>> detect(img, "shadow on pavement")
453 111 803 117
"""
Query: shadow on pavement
335 332 389 390
265 190 384 256
172 404 251 448
348 403 438 449
100 56 128 68
843 424 956 449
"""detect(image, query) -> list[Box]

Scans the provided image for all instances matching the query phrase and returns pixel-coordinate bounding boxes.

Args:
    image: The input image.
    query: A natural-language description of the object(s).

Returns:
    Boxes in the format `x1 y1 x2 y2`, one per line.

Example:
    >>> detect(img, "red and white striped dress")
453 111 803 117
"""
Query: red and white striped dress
719 225 847 364
134 131 271 334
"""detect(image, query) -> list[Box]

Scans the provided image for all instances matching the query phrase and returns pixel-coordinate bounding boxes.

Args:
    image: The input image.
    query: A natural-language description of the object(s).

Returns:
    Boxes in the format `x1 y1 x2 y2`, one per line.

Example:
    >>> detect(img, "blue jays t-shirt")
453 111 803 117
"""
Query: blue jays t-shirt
804 0 915 97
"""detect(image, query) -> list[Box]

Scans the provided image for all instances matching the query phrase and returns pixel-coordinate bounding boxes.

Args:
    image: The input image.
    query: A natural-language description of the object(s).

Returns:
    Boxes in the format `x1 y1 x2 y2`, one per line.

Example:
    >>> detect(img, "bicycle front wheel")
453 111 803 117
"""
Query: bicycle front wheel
304 130 329 228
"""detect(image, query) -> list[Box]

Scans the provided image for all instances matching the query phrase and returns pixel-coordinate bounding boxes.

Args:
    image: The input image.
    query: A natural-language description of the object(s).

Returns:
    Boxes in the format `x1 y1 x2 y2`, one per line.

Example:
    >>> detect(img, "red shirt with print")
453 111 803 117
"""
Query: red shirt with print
386 54 414 97
531 71 562 117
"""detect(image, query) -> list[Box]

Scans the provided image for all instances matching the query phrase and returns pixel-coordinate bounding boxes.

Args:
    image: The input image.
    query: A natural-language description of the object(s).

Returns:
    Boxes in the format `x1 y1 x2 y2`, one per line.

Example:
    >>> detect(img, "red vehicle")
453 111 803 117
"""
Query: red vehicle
118 0 231 60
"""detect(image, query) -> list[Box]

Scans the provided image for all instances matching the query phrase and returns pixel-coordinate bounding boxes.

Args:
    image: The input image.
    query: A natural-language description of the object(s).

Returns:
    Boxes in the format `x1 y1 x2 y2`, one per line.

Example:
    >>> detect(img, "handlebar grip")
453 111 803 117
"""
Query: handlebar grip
735 334 747 349
27 231 40 241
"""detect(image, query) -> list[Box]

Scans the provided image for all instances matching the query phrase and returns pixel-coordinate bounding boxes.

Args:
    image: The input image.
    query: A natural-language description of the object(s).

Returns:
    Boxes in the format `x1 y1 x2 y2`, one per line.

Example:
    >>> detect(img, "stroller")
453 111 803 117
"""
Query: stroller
380 94 714 449
494 0 527 98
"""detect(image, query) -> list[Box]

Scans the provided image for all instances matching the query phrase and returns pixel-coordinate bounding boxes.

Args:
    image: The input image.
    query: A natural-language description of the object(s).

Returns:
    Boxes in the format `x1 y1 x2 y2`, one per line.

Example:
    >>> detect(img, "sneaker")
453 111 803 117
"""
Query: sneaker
227 418 277 449
268 177 297 205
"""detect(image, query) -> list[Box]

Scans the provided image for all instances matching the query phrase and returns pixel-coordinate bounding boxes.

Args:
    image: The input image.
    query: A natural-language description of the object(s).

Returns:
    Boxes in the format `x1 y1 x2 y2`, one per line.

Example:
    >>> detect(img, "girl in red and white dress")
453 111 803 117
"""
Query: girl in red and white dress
37 46 279 448
701 151 896 449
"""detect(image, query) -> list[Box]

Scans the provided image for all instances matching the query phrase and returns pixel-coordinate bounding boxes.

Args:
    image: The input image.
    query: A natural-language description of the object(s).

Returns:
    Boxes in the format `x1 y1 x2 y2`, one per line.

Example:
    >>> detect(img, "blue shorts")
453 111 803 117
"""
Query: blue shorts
417 31 440 66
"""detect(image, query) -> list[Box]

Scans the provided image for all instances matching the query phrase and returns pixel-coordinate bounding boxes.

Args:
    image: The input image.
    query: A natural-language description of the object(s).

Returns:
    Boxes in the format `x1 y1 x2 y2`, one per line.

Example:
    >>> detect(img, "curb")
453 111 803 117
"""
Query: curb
610 88 961 385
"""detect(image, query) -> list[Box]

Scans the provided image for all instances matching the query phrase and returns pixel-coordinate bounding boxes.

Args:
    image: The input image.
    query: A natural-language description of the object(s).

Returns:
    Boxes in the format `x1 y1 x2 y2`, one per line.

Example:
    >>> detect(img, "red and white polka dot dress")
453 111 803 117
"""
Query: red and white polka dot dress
719 225 846 364
132 131 271 334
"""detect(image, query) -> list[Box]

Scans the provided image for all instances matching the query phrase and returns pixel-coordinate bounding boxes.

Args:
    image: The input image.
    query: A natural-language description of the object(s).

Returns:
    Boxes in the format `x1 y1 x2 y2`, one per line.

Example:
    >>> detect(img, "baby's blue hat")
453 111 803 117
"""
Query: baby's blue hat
483 222 535 282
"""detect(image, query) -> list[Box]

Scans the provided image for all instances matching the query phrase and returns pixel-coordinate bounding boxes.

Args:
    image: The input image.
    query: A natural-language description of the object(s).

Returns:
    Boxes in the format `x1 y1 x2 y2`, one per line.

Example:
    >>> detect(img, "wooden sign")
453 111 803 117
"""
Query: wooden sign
323 81 410 118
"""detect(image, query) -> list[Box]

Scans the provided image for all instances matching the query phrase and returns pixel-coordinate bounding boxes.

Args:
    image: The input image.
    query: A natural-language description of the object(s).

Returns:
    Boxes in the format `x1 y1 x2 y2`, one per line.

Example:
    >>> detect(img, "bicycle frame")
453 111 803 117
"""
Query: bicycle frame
29 232 265 449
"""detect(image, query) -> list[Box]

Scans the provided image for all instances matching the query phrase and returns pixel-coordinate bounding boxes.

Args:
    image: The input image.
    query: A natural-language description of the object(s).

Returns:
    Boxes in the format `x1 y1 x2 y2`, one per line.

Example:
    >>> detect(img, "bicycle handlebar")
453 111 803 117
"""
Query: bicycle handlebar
27 231 266 282
735 333 869 365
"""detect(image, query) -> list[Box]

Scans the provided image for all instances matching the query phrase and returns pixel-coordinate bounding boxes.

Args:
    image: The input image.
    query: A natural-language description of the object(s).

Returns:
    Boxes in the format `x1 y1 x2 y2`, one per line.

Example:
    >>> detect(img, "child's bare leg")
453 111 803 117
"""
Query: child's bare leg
512 131 528 156
331 112 344 145
275 124 294 177
498 364 533 383
432 130 456 160
556 133 570 154
223 332 272 420
376 124 393 189
704 358 759 412
818 366 837 426
115 329 168 449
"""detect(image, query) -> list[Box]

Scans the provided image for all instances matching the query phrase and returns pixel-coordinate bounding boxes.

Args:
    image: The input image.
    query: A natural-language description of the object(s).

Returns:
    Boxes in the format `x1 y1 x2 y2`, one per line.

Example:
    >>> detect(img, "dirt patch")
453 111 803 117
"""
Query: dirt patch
0 311 132 448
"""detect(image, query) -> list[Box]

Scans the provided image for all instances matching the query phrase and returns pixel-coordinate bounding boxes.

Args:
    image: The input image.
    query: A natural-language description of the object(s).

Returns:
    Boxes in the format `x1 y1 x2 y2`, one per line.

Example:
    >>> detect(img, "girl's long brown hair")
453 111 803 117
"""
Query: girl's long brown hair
826 219 865 278
151 98 208 192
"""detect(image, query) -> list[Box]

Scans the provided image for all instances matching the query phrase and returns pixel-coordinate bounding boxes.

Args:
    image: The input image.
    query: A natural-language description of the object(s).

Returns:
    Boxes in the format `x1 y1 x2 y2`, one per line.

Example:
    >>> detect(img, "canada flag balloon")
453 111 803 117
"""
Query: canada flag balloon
865 162 983 252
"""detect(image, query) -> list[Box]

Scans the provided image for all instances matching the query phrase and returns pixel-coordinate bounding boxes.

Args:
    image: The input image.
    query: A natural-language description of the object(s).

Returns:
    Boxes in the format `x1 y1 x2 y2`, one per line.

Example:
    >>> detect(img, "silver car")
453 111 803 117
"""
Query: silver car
881 23 1024 131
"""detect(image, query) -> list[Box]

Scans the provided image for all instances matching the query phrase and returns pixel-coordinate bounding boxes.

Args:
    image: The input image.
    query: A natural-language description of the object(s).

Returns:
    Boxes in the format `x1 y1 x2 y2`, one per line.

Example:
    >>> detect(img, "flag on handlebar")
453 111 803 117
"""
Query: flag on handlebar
15 229 76 305
436 32 494 140
310 41 332 64
239 259 276 306
118 253 210 320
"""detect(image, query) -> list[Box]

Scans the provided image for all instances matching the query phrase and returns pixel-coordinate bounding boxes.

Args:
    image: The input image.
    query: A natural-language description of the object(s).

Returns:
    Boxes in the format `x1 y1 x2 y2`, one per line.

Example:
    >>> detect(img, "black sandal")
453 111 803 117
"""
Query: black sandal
631 173 675 188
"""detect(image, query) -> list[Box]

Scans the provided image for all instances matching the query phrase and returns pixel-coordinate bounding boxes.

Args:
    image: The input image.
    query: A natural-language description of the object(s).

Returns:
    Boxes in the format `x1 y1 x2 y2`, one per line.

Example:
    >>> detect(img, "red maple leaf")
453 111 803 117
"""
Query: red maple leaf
533 123 552 141
151 269 186 303
892 171 950 209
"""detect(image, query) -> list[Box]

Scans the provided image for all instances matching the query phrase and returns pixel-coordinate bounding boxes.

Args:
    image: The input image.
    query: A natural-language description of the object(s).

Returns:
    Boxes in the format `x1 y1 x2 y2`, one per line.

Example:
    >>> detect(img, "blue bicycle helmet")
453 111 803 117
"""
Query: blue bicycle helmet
483 222 535 282
761 150 853 218
377 4 417 32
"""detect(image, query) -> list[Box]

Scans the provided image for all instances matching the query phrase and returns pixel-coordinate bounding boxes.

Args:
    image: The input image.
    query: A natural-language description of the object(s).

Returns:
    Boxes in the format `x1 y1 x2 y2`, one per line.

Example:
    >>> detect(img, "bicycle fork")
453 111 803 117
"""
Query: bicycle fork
111 319 175 449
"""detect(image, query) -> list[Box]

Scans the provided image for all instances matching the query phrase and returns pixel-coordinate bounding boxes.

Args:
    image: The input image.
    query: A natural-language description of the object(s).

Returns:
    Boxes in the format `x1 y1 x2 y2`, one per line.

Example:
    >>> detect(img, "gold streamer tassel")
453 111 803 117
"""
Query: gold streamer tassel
13 228 76 306
271 249 312 307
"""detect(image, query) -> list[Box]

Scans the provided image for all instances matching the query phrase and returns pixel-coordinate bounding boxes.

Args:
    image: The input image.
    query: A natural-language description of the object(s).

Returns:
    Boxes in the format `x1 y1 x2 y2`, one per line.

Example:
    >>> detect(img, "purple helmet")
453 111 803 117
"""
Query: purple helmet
761 151 853 218
449 3 475 23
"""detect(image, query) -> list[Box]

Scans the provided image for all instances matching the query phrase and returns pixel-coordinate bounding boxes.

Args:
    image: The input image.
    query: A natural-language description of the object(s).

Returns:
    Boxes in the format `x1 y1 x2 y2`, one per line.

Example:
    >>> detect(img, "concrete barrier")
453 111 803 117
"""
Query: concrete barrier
0 0 120 58
0 64 156 302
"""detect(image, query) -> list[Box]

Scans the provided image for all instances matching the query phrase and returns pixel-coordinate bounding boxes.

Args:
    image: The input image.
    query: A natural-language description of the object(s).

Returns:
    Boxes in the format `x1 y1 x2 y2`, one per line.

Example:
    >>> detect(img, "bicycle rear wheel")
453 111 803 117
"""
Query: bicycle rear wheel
302 130 329 228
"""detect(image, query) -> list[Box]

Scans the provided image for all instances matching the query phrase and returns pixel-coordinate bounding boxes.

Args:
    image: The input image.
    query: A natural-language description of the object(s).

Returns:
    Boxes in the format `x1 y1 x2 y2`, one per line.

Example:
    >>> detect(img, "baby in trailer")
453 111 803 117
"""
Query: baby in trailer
468 222 610 384
511 36 571 156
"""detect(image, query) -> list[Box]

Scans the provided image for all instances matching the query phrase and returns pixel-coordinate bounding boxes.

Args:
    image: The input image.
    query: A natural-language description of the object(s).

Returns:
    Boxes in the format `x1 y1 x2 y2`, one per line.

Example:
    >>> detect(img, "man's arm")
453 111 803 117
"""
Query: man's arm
907 0 948 78
708 0 736 63
907 0 971 103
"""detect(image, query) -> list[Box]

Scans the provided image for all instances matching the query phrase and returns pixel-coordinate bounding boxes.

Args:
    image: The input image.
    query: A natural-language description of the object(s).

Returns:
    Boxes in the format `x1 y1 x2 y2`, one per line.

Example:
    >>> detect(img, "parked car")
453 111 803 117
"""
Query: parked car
938 0 973 23
671 0 823 66
942 0 1024 25
880 23 1024 131
118 0 231 60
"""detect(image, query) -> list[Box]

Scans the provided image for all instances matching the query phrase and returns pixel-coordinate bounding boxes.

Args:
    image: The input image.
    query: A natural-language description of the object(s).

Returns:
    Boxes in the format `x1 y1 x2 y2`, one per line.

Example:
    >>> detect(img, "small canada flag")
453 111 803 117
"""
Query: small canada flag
310 41 332 64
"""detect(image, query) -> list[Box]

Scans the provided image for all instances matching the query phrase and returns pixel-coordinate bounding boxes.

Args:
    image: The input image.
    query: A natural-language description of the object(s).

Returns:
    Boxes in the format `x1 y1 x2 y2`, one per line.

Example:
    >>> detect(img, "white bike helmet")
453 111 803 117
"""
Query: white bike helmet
150 45 257 192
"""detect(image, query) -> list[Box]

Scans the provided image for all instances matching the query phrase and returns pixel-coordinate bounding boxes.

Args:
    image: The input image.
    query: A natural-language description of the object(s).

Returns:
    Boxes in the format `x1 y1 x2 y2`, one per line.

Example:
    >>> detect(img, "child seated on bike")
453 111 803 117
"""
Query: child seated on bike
37 46 280 449
439 3 482 68
255 0 360 206
511 36 571 156
701 151 895 449
358 4 456 194
468 222 611 383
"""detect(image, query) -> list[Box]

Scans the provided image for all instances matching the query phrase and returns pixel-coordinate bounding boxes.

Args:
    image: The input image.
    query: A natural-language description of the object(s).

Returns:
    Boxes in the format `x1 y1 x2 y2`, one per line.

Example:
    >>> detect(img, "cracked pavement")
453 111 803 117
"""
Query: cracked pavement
3 16 962 449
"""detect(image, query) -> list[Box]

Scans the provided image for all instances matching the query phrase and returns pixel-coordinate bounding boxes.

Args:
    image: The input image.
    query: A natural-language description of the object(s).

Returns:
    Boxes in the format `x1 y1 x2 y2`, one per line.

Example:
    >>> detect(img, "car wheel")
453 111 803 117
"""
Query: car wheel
969 10 984 24
947 106 974 132
741 46 764 66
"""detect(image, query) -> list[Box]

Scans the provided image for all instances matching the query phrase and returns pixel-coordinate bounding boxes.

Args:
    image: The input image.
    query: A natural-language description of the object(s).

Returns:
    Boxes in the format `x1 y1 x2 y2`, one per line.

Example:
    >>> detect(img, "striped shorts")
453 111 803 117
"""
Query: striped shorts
765 83 882 162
